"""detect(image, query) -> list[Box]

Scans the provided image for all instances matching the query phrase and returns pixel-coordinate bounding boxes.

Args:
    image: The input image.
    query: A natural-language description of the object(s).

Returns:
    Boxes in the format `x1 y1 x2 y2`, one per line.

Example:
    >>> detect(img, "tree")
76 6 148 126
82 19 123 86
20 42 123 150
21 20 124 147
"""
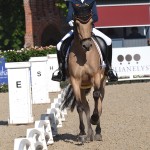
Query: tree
56 0 68 16
0 0 68 51
0 0 25 50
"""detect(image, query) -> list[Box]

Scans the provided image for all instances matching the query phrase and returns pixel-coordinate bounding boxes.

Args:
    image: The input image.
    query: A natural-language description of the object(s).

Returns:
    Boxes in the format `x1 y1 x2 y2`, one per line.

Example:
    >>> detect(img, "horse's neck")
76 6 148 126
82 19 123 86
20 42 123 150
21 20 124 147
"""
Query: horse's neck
72 33 83 52
73 32 81 45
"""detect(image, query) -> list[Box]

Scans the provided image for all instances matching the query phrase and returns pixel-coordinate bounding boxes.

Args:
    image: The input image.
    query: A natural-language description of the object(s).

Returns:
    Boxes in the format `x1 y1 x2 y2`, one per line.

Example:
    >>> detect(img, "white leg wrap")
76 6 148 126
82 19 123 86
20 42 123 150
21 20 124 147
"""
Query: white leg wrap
92 28 112 46
57 30 74 51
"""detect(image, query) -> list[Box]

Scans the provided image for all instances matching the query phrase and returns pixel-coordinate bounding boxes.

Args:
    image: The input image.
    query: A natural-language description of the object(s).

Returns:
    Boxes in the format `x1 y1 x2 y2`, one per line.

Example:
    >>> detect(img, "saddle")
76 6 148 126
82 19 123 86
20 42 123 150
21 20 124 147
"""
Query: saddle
60 34 74 58
61 34 107 64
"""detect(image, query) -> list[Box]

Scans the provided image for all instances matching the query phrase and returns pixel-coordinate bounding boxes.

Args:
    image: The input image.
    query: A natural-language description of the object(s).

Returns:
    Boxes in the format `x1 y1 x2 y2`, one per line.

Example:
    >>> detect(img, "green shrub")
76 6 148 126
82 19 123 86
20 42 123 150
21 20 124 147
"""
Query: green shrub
0 45 56 62
0 83 8 93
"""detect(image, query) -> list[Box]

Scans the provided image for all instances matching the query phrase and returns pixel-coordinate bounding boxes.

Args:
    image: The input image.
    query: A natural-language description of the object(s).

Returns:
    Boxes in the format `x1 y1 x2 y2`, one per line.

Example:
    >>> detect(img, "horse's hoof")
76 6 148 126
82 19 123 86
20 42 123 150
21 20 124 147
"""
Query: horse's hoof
90 114 99 125
78 134 94 143
86 134 94 142
94 134 102 141
78 135 86 143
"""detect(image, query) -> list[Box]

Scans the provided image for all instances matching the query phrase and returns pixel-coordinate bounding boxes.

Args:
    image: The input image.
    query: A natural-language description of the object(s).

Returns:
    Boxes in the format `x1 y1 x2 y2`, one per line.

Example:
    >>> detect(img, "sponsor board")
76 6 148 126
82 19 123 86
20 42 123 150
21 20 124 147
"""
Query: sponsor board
112 46 150 81
0 58 8 84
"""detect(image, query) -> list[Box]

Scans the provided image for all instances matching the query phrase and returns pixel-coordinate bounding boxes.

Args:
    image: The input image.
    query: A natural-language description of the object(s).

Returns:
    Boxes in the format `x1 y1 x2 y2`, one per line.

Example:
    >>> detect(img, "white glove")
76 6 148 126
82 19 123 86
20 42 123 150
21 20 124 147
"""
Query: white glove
68 20 74 27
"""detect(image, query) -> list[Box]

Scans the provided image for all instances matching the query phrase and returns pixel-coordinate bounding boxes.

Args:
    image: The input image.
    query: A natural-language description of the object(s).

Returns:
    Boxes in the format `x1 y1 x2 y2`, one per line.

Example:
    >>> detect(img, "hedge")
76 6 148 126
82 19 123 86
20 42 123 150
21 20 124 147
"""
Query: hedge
0 45 56 62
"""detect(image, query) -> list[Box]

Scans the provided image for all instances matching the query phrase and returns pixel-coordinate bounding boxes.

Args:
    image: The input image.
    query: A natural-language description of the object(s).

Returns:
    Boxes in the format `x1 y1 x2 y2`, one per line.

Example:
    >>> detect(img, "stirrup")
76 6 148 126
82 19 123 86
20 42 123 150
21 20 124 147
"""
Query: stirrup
51 69 61 82
51 69 66 82
107 69 118 82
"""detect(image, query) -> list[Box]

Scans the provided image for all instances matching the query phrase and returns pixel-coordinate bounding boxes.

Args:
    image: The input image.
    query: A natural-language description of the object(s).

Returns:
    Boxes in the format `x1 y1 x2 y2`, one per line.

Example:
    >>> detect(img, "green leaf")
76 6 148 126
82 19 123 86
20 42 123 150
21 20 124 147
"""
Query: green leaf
4 39 9 46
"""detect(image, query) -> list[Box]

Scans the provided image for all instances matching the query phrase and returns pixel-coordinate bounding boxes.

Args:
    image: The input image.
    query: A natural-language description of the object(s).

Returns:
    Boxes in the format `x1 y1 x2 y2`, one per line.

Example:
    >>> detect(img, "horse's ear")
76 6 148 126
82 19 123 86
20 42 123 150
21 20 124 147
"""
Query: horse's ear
89 1 94 10
71 2 80 12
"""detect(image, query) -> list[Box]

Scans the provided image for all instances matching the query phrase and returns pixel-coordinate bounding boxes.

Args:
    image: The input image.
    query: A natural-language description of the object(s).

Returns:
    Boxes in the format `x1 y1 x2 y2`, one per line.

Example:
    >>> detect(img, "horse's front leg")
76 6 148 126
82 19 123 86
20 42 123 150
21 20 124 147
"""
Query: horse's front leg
77 90 94 142
91 73 106 141
76 104 86 136
90 88 102 125
95 121 102 141
90 72 102 125
83 98 94 141
90 88 103 141
94 85 105 141
70 77 93 142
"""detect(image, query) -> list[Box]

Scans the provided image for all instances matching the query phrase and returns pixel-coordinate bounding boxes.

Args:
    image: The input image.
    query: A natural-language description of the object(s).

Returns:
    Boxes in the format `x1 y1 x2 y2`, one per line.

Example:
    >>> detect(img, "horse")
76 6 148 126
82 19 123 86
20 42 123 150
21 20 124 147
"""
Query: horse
61 2 107 143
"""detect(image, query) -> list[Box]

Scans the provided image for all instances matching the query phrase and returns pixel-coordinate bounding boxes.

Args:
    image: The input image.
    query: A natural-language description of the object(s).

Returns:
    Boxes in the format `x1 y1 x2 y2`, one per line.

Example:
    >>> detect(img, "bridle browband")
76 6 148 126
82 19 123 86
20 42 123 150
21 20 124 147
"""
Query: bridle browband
74 12 92 24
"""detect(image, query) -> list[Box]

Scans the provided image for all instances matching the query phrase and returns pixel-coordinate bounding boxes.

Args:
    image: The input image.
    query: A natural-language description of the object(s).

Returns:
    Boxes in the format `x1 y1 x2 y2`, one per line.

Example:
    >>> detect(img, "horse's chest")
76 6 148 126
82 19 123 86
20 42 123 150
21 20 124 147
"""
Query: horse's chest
69 61 94 77
68 51 99 77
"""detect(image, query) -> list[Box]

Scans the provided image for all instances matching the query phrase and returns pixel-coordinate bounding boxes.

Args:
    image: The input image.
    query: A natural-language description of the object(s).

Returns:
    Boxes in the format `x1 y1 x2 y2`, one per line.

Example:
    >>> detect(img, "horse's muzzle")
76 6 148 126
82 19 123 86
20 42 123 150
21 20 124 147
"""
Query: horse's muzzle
81 38 92 51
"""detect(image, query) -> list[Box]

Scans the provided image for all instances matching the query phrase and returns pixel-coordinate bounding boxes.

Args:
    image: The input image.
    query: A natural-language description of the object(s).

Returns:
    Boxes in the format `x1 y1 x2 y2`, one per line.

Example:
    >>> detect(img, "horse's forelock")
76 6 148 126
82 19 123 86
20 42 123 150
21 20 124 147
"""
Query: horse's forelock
74 6 91 16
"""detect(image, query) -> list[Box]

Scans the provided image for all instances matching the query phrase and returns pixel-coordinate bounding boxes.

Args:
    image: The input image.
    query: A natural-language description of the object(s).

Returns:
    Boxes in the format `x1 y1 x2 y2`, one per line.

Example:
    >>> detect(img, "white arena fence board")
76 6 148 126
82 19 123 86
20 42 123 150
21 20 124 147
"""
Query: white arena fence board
112 46 150 81
5 62 34 124
34 120 54 145
29 57 50 104
26 128 48 150
47 54 61 92
14 138 34 150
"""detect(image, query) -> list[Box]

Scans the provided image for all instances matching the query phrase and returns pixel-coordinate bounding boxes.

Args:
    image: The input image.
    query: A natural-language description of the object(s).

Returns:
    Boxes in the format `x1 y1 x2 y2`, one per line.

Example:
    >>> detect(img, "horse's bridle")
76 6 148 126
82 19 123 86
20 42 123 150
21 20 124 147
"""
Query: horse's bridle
74 13 93 44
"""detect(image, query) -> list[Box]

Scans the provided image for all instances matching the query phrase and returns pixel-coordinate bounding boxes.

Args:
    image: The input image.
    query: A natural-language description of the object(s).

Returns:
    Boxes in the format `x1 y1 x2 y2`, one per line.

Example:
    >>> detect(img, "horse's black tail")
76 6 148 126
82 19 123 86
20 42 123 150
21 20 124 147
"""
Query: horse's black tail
60 84 92 112
60 84 76 112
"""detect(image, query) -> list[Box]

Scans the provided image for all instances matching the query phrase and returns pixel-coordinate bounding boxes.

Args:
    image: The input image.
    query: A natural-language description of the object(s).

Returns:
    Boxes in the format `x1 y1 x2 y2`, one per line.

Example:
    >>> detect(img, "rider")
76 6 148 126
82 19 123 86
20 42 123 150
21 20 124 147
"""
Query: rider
52 0 118 82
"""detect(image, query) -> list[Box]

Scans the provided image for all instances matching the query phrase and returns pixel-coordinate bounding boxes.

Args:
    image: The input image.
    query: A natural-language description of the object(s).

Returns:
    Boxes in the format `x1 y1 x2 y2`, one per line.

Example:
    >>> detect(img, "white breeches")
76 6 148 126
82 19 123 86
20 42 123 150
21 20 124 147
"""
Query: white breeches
56 28 112 51
57 30 74 51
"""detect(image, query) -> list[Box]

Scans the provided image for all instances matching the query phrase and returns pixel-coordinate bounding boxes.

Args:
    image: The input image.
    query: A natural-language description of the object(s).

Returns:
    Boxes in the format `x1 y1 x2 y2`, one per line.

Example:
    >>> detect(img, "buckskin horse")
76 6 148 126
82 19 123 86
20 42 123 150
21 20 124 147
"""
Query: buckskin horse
61 2 107 143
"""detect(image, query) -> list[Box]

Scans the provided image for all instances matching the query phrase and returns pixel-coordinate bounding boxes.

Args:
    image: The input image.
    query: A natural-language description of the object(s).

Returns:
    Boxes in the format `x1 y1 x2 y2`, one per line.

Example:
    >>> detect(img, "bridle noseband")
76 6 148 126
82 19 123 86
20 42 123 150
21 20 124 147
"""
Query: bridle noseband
80 38 92 44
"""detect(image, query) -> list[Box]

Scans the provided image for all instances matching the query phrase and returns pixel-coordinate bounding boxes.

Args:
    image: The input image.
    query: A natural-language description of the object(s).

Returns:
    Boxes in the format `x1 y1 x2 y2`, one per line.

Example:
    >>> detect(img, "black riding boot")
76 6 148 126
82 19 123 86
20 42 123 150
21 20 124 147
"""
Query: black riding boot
51 51 66 82
106 44 118 82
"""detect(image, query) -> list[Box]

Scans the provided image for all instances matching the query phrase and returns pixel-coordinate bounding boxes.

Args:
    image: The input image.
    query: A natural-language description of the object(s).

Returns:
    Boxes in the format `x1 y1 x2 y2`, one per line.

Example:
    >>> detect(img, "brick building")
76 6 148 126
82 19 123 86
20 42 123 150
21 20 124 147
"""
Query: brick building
23 0 68 48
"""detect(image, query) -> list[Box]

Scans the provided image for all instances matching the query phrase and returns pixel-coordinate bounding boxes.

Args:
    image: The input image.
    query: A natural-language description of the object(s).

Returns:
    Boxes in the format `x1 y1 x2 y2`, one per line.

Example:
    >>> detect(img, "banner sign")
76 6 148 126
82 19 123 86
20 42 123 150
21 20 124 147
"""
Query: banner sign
112 46 150 81
0 58 8 84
